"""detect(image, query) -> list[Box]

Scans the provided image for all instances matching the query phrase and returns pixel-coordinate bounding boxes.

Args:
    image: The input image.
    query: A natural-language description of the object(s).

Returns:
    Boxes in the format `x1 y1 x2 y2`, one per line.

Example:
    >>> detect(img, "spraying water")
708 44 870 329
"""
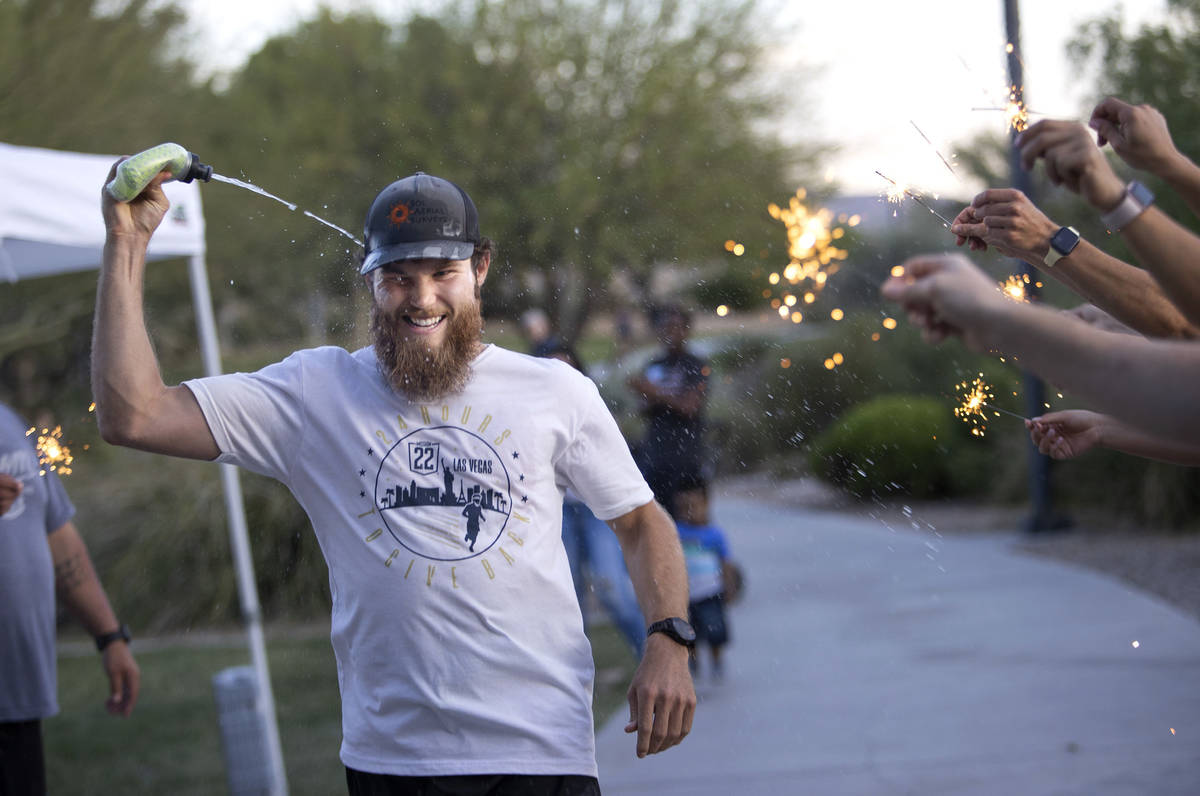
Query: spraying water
210 173 363 247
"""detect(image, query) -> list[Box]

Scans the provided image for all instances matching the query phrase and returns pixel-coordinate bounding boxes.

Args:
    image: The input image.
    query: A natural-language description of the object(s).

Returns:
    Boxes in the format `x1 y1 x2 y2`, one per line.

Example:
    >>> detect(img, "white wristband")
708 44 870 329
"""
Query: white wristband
1100 181 1155 232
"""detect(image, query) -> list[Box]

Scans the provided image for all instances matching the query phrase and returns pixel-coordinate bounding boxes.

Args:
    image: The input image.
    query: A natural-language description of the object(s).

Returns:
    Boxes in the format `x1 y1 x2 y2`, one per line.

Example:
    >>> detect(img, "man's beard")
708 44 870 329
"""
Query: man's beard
371 299 483 402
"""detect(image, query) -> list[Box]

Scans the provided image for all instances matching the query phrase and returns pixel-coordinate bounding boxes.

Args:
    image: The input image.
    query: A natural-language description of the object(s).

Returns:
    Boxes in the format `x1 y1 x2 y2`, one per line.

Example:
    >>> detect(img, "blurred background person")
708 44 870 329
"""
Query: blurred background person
519 307 563 360
672 474 739 684
1 402 139 796
627 305 709 517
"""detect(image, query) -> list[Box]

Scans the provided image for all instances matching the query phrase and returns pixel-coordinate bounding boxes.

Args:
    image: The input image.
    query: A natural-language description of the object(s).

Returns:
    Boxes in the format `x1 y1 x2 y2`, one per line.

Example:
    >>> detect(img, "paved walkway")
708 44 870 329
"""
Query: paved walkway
596 493 1200 795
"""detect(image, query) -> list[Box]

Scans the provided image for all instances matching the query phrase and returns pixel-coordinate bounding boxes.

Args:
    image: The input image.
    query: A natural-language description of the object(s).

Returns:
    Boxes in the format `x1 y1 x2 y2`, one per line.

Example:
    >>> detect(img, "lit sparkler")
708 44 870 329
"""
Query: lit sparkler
33 426 74 476
1005 86 1029 133
762 188 850 323
999 274 1031 303
874 171 953 229
954 375 1026 437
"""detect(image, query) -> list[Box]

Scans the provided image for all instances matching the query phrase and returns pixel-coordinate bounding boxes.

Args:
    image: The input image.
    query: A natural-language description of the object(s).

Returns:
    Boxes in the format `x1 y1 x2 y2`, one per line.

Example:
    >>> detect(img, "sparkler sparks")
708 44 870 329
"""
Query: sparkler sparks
953 375 1027 437
874 171 953 229
33 426 74 476
1005 86 1029 133
1000 274 1031 303
761 188 850 322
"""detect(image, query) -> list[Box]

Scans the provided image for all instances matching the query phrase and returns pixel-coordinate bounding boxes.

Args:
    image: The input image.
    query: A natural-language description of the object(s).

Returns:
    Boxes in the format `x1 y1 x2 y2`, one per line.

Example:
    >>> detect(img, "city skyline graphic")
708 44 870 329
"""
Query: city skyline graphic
372 427 513 562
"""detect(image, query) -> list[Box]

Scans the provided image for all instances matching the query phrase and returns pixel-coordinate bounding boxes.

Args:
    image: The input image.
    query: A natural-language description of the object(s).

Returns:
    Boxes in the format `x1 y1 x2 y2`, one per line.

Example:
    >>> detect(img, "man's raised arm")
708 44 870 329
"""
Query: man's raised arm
92 161 219 460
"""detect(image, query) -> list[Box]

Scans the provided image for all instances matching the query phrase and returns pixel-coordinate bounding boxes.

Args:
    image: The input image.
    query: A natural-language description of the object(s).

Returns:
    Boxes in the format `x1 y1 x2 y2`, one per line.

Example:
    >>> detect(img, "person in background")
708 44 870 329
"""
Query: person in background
519 308 562 359
1 401 139 796
627 304 709 517
672 474 738 683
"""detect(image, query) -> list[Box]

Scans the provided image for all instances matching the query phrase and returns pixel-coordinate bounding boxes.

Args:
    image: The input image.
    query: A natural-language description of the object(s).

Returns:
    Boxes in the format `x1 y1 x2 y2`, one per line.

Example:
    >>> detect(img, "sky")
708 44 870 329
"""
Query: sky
178 0 1170 201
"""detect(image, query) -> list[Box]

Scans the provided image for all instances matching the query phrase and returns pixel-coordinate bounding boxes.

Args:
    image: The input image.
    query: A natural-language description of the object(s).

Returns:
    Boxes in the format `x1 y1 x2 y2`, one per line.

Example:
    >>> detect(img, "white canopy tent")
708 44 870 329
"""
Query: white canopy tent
0 141 287 795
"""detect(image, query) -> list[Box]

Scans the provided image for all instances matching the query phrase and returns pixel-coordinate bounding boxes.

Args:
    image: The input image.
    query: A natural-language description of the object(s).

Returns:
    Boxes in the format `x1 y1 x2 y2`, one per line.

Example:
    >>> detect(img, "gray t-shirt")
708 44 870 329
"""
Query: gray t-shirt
0 404 75 721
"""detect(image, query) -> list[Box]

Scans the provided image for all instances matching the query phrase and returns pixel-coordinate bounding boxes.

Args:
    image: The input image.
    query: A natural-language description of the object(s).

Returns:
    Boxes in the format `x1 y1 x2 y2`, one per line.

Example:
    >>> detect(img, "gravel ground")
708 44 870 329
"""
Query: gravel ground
717 474 1200 622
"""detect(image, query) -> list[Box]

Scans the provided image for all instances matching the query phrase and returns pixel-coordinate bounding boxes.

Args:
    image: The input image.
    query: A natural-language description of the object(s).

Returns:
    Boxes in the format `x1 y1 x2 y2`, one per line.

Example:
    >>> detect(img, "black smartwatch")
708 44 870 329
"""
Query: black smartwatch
1044 225 1081 268
646 617 696 649
94 623 132 652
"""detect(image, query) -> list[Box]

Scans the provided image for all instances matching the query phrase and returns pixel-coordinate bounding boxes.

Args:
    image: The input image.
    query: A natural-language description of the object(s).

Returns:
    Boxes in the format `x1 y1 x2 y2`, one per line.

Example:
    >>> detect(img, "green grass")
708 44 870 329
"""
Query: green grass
45 626 637 794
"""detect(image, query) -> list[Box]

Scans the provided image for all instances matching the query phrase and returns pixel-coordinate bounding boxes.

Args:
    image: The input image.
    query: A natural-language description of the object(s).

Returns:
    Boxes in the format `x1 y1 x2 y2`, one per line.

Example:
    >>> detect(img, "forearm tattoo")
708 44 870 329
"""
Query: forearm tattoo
54 552 87 593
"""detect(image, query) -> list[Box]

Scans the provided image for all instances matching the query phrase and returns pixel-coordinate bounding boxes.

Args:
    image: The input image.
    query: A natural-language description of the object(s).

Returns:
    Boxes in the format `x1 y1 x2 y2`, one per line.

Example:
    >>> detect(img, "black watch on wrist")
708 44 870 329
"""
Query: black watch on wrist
94 623 131 652
646 617 696 649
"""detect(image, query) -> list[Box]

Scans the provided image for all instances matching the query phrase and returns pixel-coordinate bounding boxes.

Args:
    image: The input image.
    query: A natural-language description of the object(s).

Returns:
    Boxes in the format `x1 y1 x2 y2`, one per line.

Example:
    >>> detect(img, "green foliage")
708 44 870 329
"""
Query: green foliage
809 394 988 499
1069 0 1200 235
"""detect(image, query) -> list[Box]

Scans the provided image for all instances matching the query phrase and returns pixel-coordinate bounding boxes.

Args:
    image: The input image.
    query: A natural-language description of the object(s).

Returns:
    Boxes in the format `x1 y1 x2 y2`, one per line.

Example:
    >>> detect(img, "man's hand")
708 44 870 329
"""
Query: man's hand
101 639 140 717
880 252 1008 350
1017 120 1126 211
950 189 1059 266
101 159 172 242
1089 97 1183 176
624 633 695 758
0 473 22 516
1026 410 1107 460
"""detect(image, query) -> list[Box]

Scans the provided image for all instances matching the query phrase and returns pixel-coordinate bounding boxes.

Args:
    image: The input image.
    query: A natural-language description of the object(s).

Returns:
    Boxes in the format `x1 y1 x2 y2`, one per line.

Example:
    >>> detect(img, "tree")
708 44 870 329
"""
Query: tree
0 0 210 411
459 0 817 342
1069 0 1200 234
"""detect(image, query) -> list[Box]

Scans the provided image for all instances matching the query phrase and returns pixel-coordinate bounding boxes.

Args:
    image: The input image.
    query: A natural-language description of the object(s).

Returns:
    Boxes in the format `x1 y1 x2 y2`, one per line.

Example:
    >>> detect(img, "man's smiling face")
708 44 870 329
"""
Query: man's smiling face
369 256 488 347
368 254 491 401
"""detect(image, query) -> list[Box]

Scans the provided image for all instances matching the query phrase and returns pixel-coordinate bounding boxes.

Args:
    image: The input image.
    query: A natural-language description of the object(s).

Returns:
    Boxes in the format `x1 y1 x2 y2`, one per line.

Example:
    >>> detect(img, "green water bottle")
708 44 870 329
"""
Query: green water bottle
105 142 213 202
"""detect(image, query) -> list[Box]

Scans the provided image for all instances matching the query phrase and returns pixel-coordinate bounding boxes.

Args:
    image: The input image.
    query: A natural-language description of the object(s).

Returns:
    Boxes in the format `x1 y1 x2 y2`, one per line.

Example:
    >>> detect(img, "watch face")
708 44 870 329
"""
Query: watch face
1050 226 1081 255
1129 180 1155 206
668 617 697 644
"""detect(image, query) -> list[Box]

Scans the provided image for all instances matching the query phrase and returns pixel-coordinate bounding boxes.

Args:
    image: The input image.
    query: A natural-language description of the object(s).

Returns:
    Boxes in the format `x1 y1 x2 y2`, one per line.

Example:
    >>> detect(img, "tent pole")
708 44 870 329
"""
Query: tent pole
187 254 289 796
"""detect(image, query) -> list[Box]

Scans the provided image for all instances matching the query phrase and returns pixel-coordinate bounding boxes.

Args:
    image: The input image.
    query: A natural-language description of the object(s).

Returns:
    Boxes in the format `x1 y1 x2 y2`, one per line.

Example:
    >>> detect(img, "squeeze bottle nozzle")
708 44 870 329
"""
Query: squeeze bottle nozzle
105 142 213 202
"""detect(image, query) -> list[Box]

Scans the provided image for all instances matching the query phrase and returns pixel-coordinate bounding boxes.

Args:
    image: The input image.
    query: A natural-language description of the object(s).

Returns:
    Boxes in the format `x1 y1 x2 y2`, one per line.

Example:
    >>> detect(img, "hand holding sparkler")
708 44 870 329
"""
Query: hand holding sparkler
1016 121 1125 211
949 188 1058 265
880 252 1009 350
0 472 22 517
1025 410 1105 460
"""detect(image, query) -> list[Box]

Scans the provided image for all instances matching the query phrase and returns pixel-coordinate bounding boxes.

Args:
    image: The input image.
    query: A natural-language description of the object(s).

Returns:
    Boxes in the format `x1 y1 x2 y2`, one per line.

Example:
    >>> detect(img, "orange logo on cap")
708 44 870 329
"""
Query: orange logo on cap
389 203 411 226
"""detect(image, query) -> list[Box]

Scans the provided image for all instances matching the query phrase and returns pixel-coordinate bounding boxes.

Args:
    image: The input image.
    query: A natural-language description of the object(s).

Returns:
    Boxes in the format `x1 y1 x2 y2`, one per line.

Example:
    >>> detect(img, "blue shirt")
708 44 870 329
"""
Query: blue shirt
0 404 75 721
676 521 729 601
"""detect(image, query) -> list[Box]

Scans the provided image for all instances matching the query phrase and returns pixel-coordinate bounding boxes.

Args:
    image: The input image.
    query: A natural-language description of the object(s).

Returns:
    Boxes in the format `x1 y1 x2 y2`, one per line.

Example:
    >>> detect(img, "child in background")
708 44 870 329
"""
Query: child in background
673 474 737 681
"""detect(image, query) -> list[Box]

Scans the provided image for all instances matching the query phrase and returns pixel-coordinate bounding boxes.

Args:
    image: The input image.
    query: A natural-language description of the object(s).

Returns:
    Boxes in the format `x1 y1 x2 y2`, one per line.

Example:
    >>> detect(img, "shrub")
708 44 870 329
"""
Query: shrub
809 394 995 499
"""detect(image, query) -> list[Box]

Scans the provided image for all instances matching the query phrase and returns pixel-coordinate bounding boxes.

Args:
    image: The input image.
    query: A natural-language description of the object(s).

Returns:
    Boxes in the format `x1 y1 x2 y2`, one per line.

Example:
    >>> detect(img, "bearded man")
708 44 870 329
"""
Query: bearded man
93 168 695 796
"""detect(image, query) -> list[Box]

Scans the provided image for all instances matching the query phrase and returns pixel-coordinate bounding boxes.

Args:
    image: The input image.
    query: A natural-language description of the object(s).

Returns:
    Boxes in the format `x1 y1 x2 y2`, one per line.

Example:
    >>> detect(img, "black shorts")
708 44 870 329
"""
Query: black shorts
345 769 601 796
689 594 729 647
0 719 45 796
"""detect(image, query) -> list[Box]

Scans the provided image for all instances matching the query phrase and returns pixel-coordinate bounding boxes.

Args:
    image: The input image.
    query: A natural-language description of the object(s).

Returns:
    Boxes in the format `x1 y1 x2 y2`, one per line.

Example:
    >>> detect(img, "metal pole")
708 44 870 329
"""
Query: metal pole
188 254 289 796
1003 0 1056 533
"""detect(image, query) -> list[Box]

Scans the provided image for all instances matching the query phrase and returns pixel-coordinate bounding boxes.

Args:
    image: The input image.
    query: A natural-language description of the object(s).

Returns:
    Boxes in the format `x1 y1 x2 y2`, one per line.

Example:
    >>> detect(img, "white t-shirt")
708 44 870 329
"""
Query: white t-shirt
185 344 652 777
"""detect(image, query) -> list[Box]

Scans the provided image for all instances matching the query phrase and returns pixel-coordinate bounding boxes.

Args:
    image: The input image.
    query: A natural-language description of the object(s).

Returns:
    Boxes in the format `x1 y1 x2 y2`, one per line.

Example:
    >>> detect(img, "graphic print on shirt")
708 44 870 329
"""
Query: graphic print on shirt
373 425 512 562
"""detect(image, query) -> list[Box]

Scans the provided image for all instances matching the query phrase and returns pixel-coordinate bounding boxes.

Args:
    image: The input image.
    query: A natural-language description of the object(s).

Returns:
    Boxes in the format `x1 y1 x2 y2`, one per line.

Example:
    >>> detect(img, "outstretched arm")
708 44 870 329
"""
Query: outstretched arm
47 521 140 717
1018 120 1200 328
882 252 1200 444
1090 97 1200 221
608 500 695 758
92 161 219 460
1027 409 1200 466
950 188 1198 338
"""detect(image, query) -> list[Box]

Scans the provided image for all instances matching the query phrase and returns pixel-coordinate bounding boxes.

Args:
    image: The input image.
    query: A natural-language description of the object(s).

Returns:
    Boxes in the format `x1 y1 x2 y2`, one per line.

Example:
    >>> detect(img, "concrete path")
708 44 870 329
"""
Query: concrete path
596 494 1200 795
